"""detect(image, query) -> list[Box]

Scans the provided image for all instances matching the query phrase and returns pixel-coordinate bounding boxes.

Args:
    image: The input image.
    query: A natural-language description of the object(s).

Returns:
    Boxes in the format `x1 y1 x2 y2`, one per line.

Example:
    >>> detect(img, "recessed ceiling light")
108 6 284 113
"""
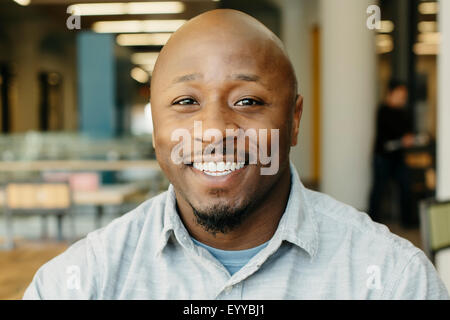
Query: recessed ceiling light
92 20 186 33
131 52 160 66
418 2 439 15
418 21 438 33
417 32 440 44
131 67 150 84
68 2 185 16
376 34 394 54
378 20 394 33
414 42 439 55
117 33 172 46
13 0 30 6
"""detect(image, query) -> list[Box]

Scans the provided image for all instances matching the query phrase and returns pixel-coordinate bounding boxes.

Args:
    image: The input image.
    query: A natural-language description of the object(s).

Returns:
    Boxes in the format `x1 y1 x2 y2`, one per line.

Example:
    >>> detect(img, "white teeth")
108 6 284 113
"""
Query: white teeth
192 161 246 175
217 162 225 171
204 171 231 176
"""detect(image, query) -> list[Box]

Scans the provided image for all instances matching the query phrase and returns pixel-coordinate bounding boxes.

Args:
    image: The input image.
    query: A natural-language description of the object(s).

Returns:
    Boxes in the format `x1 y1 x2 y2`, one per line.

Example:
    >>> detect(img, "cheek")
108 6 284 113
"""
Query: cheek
153 128 180 167
266 130 290 159
153 115 184 147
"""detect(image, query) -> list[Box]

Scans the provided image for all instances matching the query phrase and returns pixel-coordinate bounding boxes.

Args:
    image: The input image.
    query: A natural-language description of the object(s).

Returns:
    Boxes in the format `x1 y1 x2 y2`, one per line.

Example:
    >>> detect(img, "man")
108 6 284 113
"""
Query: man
368 80 415 226
23 9 448 299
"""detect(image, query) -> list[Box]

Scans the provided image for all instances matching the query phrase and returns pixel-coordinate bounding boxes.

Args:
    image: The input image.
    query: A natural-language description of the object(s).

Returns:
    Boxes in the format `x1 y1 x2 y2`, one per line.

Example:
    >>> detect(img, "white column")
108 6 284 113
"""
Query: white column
437 0 450 201
319 0 377 210
279 0 317 182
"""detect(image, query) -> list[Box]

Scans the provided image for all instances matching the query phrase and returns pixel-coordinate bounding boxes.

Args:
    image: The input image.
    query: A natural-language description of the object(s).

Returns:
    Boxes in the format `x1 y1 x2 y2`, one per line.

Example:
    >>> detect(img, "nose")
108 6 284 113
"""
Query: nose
196 99 238 144
201 101 228 133
190 99 241 161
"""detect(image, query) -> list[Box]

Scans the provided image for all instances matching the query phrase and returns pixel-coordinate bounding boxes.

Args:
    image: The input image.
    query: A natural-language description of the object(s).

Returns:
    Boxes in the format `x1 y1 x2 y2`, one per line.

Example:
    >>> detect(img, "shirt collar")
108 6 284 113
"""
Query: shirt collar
157 161 319 259
272 161 319 259
155 183 182 255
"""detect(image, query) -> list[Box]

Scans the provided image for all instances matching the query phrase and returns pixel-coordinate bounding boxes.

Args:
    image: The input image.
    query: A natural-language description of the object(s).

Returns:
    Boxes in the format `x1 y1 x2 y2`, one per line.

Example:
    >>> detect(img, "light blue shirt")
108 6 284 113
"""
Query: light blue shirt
191 238 269 275
23 163 449 299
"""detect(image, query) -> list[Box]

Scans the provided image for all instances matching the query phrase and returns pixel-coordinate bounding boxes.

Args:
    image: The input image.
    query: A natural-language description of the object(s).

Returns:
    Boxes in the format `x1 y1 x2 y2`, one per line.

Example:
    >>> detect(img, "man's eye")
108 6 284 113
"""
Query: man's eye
235 98 264 106
173 98 199 105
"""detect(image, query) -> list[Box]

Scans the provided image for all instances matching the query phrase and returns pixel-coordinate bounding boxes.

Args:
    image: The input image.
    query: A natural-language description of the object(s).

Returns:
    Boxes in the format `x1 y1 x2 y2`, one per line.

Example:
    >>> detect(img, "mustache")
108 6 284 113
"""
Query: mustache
177 139 258 164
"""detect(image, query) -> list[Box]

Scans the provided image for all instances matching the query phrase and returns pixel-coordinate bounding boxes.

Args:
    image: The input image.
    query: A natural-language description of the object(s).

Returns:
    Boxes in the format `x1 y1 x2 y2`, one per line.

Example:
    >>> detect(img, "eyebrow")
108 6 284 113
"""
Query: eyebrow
172 73 203 84
170 72 262 85
230 73 261 82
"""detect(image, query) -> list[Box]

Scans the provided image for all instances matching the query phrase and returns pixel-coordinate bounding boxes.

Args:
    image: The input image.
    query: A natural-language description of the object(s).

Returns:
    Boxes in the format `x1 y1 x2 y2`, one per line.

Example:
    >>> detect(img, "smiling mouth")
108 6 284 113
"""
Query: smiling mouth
189 161 247 176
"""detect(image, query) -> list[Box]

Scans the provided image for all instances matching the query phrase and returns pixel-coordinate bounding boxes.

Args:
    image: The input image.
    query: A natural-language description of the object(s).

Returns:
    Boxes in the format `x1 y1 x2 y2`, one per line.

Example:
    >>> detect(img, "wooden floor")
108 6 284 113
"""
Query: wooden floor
0 239 68 300
0 223 423 300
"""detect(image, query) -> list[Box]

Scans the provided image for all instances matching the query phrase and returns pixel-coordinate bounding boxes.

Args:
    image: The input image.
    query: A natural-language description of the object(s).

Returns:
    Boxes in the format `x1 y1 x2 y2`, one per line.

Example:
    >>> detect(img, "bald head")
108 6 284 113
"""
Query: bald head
151 9 297 100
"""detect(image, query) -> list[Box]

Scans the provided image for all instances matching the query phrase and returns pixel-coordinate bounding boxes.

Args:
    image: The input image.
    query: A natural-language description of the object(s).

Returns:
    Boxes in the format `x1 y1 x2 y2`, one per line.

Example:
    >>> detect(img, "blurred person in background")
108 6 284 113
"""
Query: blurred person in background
369 79 415 227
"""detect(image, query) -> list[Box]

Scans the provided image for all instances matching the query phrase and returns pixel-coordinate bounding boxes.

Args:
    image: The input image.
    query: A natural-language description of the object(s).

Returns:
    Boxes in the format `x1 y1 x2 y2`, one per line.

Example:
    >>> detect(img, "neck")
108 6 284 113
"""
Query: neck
175 164 292 250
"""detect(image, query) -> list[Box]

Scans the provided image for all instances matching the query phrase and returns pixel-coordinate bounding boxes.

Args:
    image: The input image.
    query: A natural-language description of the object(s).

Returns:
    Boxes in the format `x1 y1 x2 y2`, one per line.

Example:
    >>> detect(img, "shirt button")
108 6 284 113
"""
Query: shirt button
224 286 233 294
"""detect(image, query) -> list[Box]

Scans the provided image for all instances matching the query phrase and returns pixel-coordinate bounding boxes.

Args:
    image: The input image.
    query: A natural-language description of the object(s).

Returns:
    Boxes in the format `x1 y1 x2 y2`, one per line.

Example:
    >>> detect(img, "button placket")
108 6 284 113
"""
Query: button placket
224 285 233 294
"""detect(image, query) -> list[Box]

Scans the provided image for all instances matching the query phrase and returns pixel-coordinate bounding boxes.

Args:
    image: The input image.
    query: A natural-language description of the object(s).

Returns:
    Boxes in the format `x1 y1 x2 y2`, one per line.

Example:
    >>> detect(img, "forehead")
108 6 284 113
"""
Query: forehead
153 32 284 87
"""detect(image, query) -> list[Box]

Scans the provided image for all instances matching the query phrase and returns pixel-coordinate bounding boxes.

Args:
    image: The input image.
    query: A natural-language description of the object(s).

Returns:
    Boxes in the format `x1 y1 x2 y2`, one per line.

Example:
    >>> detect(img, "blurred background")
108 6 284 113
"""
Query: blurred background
0 0 449 299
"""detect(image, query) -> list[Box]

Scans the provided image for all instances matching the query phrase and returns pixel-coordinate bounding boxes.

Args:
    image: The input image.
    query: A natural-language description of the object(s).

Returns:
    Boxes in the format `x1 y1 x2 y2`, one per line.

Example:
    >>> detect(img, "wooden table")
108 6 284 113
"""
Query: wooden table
0 182 147 207
0 183 149 245
0 160 160 245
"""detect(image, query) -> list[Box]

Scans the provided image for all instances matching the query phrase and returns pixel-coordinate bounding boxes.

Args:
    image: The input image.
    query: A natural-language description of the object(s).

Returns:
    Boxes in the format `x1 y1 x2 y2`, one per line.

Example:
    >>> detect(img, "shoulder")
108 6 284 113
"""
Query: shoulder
75 189 171 277
90 190 169 249
305 188 417 254
303 188 449 299
23 190 170 299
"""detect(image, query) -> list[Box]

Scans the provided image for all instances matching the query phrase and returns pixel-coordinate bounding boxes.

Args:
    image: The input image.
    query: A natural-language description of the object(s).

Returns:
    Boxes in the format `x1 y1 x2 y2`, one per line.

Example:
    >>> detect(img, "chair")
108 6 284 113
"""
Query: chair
419 199 450 292
2 182 75 250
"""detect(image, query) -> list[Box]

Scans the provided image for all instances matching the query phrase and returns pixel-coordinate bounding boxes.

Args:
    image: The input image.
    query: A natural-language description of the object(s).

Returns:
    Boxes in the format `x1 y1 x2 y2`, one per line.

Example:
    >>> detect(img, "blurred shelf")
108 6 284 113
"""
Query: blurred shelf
73 183 144 206
0 160 160 172
0 182 148 207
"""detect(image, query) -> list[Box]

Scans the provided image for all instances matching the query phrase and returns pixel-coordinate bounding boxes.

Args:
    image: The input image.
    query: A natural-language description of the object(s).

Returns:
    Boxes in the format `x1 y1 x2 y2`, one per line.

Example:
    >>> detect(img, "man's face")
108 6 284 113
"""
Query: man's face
150 30 301 231
389 86 408 108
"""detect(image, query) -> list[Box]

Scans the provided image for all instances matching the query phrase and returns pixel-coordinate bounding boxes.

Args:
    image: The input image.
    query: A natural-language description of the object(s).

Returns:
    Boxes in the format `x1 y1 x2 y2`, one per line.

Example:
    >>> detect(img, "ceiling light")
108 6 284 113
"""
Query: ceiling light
67 2 185 16
418 21 437 33
378 20 394 33
92 20 186 33
418 2 439 15
131 52 160 66
127 2 184 14
131 67 150 84
140 64 156 74
117 33 172 46
414 42 439 55
417 32 440 44
13 0 30 5
376 34 393 54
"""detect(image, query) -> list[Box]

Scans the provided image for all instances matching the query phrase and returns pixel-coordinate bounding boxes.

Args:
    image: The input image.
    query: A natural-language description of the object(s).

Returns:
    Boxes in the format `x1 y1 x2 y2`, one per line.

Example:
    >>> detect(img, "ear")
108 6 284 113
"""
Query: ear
291 94 303 147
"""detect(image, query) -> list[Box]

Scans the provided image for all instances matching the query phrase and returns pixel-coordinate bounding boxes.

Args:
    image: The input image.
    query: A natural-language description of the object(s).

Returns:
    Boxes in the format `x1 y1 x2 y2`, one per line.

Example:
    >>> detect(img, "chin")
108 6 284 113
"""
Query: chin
191 194 248 212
